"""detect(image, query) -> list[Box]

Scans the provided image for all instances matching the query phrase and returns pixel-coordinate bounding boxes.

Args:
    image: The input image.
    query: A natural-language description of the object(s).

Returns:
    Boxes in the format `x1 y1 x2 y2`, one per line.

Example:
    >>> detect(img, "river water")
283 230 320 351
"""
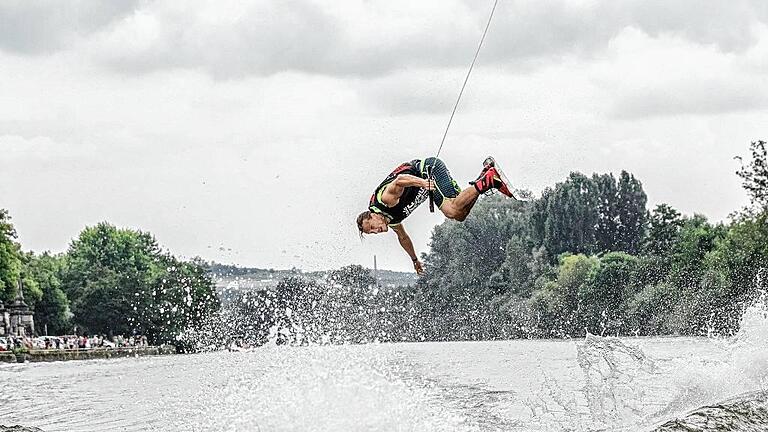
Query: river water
2 306 767 432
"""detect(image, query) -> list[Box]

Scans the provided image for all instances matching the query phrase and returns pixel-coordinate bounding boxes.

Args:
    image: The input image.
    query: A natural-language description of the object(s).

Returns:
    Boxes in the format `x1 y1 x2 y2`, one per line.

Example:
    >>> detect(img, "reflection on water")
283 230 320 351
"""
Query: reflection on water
2 305 767 432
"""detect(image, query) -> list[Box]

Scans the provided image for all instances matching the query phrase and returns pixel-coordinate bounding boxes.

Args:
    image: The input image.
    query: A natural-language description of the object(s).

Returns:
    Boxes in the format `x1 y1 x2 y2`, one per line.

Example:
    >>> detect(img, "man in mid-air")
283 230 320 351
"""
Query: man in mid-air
356 156 514 274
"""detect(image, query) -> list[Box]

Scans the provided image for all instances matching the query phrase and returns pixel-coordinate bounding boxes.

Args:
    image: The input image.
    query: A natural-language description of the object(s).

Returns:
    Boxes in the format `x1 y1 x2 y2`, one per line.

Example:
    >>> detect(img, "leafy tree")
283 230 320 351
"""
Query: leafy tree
593 173 620 253
736 140 768 210
23 252 70 335
60 222 218 342
643 204 684 256
530 189 551 254
541 173 599 256
660 215 727 334
667 215 725 291
701 213 768 333
489 240 550 298
529 254 598 337
616 171 647 254
531 171 648 257
328 264 376 290
580 252 638 335
137 256 221 346
626 282 678 335
61 222 159 336
423 195 530 302
0 209 22 303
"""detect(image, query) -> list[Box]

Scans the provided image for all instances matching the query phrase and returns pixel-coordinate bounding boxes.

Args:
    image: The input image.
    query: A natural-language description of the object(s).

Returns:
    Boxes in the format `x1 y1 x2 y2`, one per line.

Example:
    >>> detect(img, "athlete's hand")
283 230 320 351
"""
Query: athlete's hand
421 178 435 190
413 259 424 275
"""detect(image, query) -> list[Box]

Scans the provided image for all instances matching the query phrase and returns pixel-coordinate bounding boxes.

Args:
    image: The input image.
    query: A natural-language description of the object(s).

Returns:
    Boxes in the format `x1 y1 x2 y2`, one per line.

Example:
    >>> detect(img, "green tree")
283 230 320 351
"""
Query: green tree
593 173 620 253
61 222 160 336
736 140 768 210
701 213 768 333
616 171 648 254
489 240 550 298
667 215 725 291
23 252 70 335
328 264 376 290
626 282 678 335
61 222 218 342
529 254 599 337
662 215 727 334
541 173 599 256
422 195 530 301
141 256 221 347
531 171 648 257
0 209 23 303
579 252 639 335
643 204 684 256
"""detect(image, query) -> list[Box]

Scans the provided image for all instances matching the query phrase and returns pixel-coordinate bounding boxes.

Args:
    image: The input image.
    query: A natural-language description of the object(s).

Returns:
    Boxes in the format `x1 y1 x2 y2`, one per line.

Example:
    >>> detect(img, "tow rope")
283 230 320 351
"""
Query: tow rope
428 0 500 212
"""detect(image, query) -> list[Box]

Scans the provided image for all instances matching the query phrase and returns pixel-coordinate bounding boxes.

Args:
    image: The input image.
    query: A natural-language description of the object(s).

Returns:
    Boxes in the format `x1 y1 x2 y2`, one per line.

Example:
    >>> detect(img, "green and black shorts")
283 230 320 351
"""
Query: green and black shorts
419 157 461 208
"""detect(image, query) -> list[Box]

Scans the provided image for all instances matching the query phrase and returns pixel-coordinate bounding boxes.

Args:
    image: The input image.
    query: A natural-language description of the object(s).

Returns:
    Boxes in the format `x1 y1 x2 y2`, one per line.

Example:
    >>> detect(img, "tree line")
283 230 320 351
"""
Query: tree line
3 141 765 347
423 140 768 339
0 218 219 347
225 141 768 344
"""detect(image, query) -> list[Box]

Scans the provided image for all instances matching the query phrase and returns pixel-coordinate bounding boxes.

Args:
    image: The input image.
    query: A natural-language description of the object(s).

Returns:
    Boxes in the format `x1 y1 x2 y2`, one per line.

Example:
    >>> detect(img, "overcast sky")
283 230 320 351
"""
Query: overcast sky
1 0 766 272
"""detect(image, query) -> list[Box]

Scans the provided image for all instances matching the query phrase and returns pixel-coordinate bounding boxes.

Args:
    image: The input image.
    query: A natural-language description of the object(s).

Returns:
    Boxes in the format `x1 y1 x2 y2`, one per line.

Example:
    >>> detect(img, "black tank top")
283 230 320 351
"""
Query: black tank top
368 159 429 225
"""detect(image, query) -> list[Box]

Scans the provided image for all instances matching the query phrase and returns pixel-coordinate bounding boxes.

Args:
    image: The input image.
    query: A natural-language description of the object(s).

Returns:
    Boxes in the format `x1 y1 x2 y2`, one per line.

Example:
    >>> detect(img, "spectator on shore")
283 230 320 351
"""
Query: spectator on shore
7 334 156 352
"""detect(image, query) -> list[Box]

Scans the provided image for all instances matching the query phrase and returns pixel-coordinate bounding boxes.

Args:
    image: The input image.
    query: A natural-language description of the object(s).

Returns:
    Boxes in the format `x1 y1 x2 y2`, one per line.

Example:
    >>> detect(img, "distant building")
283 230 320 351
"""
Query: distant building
4 280 34 337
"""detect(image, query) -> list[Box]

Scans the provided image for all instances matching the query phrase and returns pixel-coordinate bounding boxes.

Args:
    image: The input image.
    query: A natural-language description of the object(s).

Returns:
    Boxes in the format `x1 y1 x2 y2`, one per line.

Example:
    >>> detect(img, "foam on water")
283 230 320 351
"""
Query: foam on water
559 295 768 431
656 297 768 419
576 334 658 429
198 345 479 432
730 298 768 390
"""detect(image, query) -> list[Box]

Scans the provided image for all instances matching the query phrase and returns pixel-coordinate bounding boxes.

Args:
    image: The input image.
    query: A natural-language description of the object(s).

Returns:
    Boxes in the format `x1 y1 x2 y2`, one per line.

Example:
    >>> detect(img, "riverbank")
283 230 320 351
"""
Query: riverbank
0 345 176 363
0 426 44 432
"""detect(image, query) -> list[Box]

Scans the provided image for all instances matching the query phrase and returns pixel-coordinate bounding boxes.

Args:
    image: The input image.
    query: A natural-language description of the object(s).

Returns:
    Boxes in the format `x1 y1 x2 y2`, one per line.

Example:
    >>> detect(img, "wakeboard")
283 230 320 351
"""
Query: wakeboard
483 156 531 201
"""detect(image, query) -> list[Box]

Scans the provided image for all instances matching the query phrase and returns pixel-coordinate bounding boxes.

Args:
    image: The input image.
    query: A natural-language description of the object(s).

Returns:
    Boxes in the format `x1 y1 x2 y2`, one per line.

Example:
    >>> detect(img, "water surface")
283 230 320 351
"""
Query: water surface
2 309 767 431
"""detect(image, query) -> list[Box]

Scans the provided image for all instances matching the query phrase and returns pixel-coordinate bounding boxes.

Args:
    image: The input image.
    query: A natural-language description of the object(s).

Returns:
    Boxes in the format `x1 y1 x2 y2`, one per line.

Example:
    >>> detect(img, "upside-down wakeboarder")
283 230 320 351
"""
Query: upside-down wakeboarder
356 156 515 274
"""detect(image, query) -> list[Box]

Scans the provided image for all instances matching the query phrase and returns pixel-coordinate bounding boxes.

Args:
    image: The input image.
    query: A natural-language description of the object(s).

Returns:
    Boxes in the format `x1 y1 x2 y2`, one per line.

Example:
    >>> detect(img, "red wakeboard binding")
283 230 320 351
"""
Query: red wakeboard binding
471 156 517 199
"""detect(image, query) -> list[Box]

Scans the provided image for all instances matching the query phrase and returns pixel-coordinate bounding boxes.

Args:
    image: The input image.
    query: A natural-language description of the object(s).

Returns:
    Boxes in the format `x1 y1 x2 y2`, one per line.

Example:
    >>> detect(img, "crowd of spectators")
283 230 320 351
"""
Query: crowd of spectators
0 334 149 351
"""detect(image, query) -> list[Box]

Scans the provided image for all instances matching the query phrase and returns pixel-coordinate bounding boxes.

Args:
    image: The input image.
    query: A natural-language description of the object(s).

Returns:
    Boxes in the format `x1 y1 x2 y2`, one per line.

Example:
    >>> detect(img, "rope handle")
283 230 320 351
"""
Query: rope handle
427 166 435 213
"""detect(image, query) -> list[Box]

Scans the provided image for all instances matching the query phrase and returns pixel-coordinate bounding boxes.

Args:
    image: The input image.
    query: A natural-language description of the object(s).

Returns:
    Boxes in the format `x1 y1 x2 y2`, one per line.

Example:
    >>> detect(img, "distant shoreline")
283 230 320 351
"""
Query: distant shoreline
0 345 176 364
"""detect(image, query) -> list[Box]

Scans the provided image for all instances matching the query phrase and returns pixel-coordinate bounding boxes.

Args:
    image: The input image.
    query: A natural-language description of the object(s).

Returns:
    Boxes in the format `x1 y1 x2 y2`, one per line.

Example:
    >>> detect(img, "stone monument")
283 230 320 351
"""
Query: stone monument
0 299 7 336
8 280 34 337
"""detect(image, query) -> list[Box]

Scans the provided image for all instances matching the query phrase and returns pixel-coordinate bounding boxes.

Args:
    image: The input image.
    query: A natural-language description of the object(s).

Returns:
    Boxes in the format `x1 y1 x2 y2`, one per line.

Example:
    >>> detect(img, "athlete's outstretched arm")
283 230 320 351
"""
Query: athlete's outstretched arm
391 224 424 274
381 175 434 207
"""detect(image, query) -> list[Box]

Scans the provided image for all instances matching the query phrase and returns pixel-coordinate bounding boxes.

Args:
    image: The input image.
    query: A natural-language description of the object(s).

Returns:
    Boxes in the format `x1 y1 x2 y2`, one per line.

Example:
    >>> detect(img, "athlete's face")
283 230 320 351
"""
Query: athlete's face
362 214 388 234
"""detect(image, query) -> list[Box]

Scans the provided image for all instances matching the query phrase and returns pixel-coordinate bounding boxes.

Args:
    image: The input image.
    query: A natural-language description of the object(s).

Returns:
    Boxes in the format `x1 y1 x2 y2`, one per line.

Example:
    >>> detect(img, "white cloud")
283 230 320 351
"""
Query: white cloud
0 0 138 54
0 1 764 271
593 28 768 118
78 0 768 79
3 0 767 79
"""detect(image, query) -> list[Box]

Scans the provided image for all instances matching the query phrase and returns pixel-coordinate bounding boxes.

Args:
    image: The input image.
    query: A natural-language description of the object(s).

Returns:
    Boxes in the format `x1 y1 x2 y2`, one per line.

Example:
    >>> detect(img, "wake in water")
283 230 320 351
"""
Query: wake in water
653 391 768 432
568 293 768 431
649 296 768 431
169 283 768 431
577 334 657 428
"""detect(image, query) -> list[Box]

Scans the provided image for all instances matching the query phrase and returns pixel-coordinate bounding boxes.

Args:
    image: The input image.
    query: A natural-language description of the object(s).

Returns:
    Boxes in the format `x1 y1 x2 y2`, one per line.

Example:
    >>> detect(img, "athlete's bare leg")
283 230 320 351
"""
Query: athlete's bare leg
439 187 480 222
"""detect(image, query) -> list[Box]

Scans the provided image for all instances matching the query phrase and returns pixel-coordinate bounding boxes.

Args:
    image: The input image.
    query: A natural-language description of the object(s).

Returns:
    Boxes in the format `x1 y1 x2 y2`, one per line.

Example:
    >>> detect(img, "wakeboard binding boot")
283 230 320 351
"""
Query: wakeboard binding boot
471 156 515 198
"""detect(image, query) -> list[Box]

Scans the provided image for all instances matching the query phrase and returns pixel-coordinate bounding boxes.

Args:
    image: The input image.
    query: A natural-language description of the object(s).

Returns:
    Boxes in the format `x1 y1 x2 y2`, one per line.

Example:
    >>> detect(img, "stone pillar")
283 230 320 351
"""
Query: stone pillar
0 301 6 336
9 280 34 337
